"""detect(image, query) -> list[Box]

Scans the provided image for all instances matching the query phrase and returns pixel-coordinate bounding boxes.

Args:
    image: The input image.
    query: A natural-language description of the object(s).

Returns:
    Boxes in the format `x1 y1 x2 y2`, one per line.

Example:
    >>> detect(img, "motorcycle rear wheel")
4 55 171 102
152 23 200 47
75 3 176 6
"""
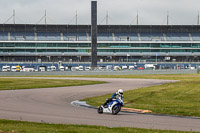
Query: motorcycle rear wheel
97 106 103 114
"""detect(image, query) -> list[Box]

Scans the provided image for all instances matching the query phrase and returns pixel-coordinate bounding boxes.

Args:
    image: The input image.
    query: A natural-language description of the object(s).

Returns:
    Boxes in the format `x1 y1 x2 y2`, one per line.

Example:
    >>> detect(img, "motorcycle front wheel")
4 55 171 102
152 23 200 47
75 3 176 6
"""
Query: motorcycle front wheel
112 105 121 115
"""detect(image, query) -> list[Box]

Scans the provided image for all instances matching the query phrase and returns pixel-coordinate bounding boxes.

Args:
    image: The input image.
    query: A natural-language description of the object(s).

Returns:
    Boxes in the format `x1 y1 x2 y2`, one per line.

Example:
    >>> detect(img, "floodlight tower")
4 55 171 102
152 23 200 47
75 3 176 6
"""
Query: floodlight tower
197 11 199 25
91 1 97 69
167 11 169 25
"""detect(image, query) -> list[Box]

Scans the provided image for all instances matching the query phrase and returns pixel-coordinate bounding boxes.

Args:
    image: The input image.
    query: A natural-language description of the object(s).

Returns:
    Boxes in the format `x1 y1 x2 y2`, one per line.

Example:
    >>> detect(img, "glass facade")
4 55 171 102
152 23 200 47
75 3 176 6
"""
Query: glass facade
0 42 200 53
0 42 200 62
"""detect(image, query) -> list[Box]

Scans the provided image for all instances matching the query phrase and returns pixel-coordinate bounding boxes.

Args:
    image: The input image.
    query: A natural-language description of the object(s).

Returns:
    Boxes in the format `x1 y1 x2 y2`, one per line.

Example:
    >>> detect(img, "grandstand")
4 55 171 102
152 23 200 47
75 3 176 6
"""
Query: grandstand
0 24 200 62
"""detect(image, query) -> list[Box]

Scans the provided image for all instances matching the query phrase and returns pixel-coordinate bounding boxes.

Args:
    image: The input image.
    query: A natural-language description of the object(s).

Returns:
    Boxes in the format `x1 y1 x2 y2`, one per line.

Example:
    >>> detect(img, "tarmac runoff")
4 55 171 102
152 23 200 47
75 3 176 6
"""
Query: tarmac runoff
0 77 200 132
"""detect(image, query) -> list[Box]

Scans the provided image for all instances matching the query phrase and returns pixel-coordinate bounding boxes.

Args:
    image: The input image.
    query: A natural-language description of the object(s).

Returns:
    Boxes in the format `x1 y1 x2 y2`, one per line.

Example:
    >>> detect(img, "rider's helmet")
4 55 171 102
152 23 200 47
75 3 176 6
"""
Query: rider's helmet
118 89 123 96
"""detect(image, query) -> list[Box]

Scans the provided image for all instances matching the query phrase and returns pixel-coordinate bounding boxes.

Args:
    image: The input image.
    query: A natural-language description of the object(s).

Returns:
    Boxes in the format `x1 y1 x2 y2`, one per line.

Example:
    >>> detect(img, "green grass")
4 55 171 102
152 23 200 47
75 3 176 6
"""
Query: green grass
82 74 200 117
0 78 106 90
0 119 198 133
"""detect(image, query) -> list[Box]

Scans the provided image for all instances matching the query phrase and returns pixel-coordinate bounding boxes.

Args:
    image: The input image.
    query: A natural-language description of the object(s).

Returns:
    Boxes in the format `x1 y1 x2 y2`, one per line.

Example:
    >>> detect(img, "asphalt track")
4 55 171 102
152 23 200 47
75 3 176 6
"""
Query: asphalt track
0 77 200 132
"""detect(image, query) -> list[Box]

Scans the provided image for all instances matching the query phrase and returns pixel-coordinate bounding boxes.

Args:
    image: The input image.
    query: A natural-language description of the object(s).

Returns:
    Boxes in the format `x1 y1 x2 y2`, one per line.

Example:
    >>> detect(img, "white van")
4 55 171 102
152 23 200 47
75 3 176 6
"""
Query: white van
2 66 10 72
11 66 17 72
39 66 46 72
2 66 7 72
122 66 128 70
129 66 135 70
144 64 155 70
106 65 112 70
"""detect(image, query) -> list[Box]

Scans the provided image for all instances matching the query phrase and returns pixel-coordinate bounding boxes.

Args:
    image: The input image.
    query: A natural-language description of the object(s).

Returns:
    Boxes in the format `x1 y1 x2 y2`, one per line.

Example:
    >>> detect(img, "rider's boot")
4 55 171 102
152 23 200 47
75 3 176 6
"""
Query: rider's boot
103 101 108 107
103 99 109 107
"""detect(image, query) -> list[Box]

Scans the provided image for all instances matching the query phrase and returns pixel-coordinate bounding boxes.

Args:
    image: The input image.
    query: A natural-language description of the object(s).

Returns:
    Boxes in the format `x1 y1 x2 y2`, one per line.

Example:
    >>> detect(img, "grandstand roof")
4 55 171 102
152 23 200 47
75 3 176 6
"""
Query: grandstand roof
1 24 200 33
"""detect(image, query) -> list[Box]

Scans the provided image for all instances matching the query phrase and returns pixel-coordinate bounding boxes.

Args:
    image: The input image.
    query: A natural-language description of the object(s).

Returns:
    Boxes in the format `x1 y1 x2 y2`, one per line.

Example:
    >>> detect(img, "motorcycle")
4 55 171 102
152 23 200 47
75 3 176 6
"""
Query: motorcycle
97 97 124 115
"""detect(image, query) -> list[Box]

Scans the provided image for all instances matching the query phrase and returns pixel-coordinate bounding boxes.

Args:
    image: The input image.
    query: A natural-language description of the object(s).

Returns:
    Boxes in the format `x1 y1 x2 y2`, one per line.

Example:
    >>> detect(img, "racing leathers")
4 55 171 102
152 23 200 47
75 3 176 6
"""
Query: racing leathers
103 92 123 107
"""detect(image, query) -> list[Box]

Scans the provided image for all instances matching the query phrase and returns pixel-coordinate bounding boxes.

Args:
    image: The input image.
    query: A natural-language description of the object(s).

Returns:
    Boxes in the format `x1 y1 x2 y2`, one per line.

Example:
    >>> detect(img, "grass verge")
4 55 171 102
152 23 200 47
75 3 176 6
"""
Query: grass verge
82 74 200 117
1 74 199 79
0 78 106 90
0 119 198 133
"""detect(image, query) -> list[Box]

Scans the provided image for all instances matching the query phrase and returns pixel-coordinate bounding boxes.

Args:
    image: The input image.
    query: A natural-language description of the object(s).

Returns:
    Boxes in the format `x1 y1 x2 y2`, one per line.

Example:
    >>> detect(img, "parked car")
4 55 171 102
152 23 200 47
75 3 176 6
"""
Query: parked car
98 66 106 71
51 66 57 71
66 66 72 71
138 67 144 70
113 66 121 71
47 66 52 71
65 66 70 71
23 66 35 72
71 67 77 71
78 66 84 71
59 66 65 71
16 65 22 72
85 66 91 71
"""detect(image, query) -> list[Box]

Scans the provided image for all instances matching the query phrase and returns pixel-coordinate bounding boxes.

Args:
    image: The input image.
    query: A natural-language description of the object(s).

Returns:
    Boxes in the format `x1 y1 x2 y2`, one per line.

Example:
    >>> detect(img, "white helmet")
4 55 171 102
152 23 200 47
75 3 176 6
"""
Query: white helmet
118 89 123 96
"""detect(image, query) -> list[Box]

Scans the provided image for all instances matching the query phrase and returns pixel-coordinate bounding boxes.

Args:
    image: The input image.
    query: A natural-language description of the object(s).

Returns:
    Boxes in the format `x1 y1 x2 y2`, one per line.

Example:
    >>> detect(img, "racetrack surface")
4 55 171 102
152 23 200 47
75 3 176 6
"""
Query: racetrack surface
0 77 199 132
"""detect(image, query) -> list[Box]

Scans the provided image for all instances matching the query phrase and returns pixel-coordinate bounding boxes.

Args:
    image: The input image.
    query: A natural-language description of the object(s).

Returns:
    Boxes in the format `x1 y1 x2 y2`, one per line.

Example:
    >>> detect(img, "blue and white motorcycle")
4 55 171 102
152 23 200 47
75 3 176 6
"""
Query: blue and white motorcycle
97 97 124 115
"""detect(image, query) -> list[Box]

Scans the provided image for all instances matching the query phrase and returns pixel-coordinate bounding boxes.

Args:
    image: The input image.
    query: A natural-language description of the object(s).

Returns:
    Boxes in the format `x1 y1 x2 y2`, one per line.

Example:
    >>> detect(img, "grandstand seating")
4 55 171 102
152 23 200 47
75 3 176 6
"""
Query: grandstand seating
166 33 190 41
63 33 81 41
10 32 35 41
77 33 88 41
129 33 138 41
98 33 113 41
25 32 35 41
140 32 164 41
140 33 151 41
191 33 200 41
37 32 61 41
115 33 128 41
0 31 200 41
0 32 8 40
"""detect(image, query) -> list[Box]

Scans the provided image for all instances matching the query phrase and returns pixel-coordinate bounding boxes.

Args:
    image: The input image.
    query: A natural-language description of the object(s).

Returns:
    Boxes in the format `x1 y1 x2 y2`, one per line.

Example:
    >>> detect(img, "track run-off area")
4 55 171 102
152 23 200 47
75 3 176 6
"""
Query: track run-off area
0 77 199 132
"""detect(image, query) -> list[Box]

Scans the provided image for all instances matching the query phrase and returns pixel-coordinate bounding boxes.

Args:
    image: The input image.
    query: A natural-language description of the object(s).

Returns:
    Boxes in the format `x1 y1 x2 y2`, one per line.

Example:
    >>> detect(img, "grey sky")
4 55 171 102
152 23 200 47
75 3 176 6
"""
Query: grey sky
0 0 199 25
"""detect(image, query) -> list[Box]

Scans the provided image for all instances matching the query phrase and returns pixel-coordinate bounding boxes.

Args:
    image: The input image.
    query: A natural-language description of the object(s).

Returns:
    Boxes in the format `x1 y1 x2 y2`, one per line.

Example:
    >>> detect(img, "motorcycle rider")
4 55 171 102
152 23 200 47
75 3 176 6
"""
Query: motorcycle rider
103 89 123 107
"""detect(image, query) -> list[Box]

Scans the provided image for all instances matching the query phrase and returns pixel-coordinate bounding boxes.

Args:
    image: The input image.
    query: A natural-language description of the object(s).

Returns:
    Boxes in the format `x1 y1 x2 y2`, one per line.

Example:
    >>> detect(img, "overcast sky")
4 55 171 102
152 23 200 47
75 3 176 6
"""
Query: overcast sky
0 0 200 25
